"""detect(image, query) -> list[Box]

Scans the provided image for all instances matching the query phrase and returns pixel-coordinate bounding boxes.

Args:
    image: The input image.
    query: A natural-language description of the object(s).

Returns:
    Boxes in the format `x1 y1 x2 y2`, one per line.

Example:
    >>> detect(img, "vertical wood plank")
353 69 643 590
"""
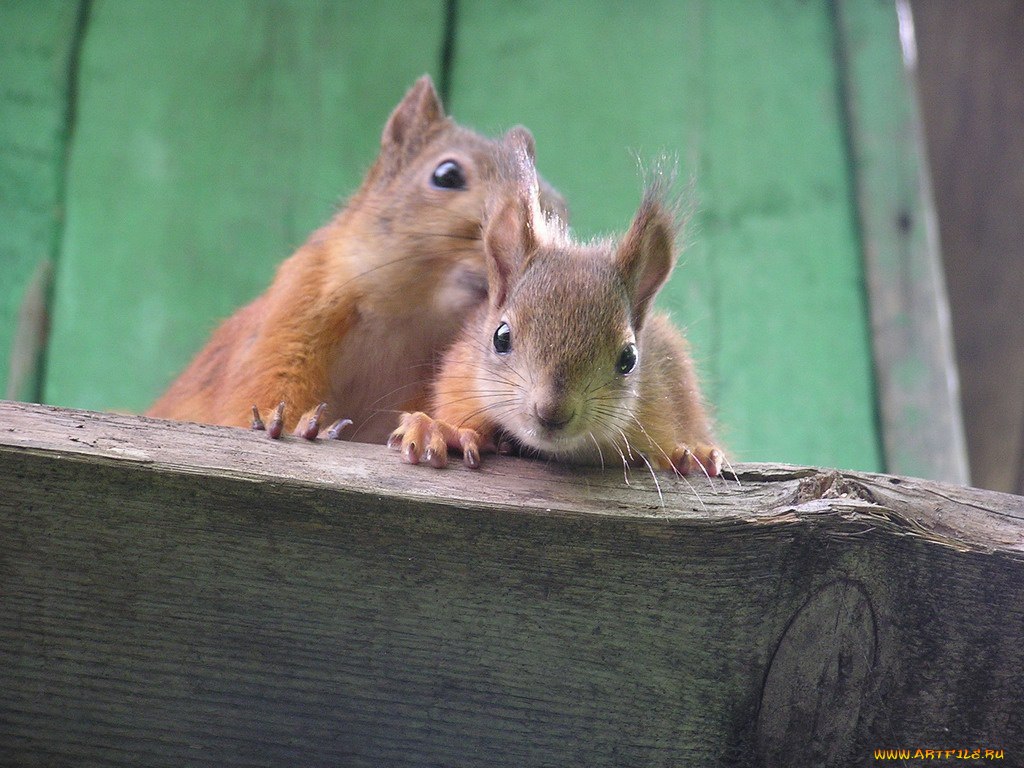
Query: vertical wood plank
44 0 448 412
835 0 970 484
0 0 84 400
911 0 1024 493
448 0 882 472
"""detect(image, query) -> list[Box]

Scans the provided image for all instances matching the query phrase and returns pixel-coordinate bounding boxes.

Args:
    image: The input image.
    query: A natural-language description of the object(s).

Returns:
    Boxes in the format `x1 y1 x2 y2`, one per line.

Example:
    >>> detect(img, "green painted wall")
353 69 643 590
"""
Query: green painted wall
0 0 82 401
448 0 879 470
44 0 449 412
1 0 893 472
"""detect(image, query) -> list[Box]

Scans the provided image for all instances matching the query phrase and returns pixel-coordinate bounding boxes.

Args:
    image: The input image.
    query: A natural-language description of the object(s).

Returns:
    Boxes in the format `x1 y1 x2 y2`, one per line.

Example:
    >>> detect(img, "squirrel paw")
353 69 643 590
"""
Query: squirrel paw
388 411 485 469
251 402 352 441
670 443 724 478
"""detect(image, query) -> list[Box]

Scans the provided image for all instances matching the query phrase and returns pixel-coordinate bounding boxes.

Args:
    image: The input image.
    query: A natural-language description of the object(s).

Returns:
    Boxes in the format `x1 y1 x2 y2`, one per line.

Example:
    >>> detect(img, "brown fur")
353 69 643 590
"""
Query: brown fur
148 76 565 442
391 137 722 475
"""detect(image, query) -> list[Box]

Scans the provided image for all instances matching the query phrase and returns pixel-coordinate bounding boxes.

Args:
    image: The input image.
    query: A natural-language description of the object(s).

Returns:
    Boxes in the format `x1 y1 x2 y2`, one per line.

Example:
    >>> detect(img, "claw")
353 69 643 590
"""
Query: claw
267 402 285 440
459 429 482 469
326 418 353 440
403 440 421 465
250 405 266 432
671 445 694 475
299 403 328 440
706 448 724 477
423 446 446 468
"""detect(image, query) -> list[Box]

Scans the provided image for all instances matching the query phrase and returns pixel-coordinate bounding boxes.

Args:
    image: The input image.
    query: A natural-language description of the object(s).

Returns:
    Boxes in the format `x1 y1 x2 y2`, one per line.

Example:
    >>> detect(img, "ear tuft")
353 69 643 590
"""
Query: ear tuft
483 190 534 309
379 75 446 165
615 188 679 333
504 126 536 163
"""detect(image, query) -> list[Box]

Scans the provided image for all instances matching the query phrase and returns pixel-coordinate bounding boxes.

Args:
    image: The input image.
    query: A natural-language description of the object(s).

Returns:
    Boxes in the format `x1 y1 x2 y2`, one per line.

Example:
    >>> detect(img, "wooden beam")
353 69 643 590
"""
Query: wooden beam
835 0 970 484
911 0 1024 495
1 401 1021 766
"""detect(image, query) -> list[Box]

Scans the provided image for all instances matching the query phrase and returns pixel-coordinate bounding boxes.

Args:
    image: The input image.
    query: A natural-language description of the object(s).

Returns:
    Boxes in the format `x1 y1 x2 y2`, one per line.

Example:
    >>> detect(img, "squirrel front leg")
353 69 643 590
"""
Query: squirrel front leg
242 279 359 441
388 412 491 468
388 337 500 467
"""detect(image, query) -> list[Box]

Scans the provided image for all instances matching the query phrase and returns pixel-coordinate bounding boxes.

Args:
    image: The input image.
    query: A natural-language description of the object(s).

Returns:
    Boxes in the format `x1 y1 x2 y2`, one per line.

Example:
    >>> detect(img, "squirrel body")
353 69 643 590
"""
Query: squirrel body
391 140 722 476
147 76 564 442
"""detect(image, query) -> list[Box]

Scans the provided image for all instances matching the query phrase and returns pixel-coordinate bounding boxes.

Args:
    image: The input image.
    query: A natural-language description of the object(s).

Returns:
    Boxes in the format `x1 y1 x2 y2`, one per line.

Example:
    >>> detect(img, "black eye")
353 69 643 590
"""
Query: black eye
431 159 467 190
616 342 638 375
493 322 512 354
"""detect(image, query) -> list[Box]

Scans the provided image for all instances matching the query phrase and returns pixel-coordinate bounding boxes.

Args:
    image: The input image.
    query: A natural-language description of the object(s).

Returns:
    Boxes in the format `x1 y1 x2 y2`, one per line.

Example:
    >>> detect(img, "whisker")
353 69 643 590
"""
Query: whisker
626 412 677 476
391 230 480 242
460 336 529 387
722 453 742 488
678 472 707 514
588 432 606 471
452 400 520 431
688 451 717 490
612 443 632 487
635 450 665 510
616 428 635 462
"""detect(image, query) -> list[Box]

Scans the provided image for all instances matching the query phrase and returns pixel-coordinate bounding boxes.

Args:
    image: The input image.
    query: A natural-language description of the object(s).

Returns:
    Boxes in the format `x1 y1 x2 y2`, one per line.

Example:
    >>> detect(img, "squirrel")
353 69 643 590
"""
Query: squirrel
146 75 566 443
389 136 723 478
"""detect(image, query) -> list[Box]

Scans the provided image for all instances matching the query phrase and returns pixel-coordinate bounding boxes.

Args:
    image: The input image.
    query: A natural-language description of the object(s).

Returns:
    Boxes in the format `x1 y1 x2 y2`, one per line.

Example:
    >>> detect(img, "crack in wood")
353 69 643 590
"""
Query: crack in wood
795 471 878 505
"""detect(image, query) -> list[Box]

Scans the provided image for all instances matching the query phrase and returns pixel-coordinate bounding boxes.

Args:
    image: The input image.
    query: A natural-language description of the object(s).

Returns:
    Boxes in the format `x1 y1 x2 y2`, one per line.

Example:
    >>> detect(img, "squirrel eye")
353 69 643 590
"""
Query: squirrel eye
431 159 467 190
493 322 512 355
616 342 638 375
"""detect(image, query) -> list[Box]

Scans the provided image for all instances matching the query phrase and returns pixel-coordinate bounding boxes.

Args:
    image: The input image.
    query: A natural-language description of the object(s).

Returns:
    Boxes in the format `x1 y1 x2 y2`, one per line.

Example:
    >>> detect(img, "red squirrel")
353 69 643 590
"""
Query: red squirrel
147 76 565 442
389 136 723 477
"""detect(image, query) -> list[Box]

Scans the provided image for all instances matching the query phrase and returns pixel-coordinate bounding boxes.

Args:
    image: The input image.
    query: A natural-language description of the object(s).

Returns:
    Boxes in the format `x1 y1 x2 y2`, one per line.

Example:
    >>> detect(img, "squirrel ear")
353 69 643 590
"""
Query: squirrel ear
503 126 570 223
615 191 676 333
484 191 535 308
504 126 536 162
379 75 446 162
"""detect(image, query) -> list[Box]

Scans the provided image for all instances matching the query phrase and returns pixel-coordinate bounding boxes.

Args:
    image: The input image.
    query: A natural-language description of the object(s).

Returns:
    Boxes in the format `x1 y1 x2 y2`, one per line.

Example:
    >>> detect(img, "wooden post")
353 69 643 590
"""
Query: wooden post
1 401 1021 766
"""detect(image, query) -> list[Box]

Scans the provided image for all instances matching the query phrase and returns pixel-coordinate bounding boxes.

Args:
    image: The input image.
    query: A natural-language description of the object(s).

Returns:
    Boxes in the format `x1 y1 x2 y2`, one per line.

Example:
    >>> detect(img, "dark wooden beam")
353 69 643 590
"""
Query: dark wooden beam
1 401 1021 766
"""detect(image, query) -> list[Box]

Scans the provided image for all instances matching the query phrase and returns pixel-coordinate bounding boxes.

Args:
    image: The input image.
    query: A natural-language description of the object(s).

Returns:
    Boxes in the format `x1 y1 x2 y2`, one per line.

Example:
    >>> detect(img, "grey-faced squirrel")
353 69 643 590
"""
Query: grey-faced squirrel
390 133 723 477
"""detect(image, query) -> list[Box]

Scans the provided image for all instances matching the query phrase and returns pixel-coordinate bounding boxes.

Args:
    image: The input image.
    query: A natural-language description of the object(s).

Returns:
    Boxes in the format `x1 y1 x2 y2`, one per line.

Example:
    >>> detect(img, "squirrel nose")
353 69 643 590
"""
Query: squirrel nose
534 400 574 430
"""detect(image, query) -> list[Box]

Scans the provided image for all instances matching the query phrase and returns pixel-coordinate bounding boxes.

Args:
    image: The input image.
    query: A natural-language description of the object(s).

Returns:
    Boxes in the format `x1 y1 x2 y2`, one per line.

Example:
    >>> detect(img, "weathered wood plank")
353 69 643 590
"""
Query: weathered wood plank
835 0 970 485
447 0 882 473
0 0 85 400
1 401 1021 766
43 0 448 413
911 0 1024 494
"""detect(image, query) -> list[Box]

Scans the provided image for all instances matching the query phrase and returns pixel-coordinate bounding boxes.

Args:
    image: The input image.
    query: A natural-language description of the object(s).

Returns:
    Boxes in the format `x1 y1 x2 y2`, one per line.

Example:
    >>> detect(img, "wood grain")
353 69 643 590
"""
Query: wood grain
835 0 970 485
1 401 1021 766
912 0 1024 494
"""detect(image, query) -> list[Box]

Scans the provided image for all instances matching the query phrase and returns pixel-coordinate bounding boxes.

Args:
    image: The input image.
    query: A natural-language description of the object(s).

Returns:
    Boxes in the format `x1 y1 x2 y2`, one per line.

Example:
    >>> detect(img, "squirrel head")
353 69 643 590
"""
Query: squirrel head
475 146 680 458
360 76 566 220
336 76 567 325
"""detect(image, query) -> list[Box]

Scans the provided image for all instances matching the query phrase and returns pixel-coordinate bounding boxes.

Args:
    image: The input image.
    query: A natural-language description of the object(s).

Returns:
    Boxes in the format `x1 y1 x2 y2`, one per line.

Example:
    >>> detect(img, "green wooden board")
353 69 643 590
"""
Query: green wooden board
448 0 883 471
25 0 937 474
836 0 969 484
44 0 448 413
0 0 84 401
